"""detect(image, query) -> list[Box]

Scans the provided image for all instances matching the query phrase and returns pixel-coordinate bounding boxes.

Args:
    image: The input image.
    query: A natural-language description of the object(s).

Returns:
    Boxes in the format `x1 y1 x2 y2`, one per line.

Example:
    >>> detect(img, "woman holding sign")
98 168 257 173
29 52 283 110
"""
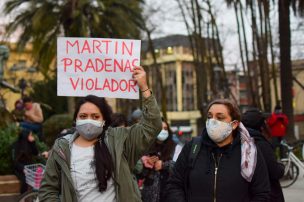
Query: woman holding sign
39 66 162 202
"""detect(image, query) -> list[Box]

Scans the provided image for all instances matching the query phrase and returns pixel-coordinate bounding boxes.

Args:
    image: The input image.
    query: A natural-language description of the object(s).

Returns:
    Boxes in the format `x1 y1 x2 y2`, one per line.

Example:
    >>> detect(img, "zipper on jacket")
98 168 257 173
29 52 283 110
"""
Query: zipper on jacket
212 153 222 202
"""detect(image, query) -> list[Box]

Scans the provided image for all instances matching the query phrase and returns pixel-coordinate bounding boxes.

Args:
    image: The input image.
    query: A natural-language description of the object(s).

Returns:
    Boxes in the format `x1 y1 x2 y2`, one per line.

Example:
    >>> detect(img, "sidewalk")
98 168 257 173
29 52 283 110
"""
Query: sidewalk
283 171 304 202
0 194 19 202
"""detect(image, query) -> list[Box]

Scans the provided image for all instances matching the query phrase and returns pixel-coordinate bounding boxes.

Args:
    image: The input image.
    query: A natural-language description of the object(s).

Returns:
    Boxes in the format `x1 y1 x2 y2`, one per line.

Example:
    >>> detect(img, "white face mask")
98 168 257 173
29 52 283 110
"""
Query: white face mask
206 118 235 143
76 119 105 141
157 129 169 141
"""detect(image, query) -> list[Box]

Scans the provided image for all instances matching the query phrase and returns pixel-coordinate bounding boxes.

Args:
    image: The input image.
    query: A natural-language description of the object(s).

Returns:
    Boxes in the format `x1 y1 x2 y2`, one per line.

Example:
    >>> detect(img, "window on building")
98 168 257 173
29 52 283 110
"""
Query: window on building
167 46 173 55
165 63 178 111
182 62 195 111
183 47 192 55
148 65 162 106
17 60 26 68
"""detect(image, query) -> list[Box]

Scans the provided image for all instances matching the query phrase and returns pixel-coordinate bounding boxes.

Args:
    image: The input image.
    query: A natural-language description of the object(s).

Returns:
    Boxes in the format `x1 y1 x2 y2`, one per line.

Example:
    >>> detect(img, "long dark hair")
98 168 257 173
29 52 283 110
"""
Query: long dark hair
148 118 176 161
74 95 113 192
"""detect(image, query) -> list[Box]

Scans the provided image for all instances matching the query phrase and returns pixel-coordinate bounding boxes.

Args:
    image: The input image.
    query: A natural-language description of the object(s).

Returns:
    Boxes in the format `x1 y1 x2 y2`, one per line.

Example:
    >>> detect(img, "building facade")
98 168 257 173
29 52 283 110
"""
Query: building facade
141 34 304 137
141 35 205 136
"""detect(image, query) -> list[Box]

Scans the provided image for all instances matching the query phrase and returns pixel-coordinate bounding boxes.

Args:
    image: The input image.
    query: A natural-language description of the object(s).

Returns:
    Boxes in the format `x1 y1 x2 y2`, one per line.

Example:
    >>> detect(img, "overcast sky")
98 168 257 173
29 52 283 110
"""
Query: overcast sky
143 0 304 69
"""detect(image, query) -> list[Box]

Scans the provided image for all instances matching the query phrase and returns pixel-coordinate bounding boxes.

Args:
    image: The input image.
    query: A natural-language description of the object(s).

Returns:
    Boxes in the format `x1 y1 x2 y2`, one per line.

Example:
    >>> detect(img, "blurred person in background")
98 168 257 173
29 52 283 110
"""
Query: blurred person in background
130 108 143 124
134 118 176 202
20 96 44 140
111 113 128 127
172 131 189 162
267 105 289 159
242 108 285 202
12 128 39 194
11 99 25 122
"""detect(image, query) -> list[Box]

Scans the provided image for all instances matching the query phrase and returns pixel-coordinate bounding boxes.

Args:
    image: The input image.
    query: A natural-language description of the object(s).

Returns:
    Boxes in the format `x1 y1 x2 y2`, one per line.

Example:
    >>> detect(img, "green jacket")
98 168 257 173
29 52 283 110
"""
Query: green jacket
39 95 162 202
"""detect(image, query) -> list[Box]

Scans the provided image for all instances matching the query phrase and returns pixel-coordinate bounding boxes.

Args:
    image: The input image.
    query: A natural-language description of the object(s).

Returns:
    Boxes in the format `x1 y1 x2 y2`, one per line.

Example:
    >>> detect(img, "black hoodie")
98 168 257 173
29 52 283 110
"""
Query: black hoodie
247 128 285 202
166 129 270 202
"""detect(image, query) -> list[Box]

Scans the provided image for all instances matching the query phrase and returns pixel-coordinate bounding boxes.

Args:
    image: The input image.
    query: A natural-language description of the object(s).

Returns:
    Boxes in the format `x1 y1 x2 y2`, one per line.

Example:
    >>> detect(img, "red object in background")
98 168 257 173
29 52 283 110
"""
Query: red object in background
267 113 289 137
178 131 183 136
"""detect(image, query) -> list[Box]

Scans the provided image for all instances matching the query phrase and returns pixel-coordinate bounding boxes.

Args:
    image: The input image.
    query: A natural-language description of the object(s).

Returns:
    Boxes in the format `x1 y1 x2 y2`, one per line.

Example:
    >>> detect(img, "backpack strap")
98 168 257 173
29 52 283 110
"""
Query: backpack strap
188 136 202 168
185 136 203 201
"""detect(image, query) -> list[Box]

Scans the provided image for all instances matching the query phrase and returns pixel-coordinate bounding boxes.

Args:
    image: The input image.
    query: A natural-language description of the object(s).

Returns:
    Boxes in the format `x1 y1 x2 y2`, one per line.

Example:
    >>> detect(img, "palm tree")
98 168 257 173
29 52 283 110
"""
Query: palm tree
4 0 143 113
4 0 142 77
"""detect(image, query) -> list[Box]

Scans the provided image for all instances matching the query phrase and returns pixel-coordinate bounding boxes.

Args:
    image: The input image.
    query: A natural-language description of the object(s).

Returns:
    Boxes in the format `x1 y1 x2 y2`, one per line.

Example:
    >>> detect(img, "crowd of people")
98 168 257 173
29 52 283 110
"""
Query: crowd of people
10 66 290 202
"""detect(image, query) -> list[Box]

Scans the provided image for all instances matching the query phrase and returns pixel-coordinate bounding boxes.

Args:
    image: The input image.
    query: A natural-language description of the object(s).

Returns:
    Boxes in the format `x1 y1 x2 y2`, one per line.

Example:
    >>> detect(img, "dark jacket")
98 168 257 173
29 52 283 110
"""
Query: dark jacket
248 128 285 202
166 129 270 202
12 135 39 173
134 142 176 202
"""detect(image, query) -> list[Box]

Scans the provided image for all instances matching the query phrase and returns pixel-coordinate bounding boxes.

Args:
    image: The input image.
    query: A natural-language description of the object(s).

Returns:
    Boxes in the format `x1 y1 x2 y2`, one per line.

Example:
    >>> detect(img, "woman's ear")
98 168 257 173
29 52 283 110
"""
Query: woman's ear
232 121 239 130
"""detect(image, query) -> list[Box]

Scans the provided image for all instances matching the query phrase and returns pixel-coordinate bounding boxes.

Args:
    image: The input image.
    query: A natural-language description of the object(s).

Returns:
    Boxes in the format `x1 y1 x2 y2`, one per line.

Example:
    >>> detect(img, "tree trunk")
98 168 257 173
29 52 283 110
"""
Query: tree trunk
206 0 235 101
146 30 168 120
206 22 216 97
239 2 257 107
279 0 294 140
250 0 262 109
267 15 279 103
257 0 271 112
176 0 207 117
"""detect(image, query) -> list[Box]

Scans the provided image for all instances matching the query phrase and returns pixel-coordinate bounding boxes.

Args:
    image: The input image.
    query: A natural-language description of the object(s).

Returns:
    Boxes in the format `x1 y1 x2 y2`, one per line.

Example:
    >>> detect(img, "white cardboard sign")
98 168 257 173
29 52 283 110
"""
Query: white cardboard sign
57 37 141 99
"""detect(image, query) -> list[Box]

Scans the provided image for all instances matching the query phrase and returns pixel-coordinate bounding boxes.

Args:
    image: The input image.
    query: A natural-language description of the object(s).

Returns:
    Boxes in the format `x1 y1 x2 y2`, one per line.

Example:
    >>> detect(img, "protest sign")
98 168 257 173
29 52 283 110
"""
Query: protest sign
57 37 141 99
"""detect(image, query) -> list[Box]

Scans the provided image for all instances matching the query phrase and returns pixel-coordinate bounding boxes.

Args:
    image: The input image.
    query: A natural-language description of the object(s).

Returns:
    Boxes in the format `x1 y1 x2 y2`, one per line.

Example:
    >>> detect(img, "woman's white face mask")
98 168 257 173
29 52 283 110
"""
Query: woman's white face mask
76 119 105 141
157 129 169 141
206 118 235 143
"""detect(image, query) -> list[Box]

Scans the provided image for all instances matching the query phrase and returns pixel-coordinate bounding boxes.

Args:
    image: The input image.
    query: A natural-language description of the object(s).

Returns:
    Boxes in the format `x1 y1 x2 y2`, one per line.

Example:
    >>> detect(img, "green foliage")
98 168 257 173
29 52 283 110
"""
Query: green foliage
0 107 15 128
43 114 73 147
293 144 304 161
34 134 49 153
30 77 68 120
0 124 18 174
0 124 50 174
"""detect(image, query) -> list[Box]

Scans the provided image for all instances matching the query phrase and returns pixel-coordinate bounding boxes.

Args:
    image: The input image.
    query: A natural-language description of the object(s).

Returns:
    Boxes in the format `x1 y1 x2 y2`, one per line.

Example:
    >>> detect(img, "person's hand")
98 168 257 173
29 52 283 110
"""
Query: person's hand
141 156 154 168
154 160 163 171
149 155 159 164
41 151 49 159
132 66 148 90
132 66 151 97
141 155 158 168
28 133 35 142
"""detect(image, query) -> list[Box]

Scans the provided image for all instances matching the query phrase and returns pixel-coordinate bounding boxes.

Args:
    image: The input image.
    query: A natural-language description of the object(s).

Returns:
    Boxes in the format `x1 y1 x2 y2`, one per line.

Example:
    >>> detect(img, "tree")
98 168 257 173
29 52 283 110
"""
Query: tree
176 0 208 118
137 3 168 120
279 0 304 139
4 0 143 114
